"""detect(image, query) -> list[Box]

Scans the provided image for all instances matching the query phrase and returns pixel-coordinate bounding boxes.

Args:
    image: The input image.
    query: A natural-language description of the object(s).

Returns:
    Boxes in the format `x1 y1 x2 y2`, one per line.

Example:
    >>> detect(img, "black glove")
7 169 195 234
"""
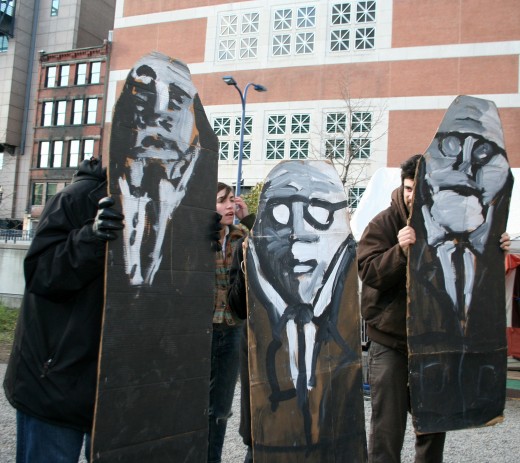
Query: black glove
92 197 124 241
211 212 223 252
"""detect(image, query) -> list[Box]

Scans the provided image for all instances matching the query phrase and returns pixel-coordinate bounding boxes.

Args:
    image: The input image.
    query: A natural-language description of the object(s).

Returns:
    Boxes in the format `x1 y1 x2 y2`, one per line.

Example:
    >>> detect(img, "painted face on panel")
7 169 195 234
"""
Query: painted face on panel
217 188 235 227
113 53 203 287
130 56 197 162
424 97 509 234
254 161 350 305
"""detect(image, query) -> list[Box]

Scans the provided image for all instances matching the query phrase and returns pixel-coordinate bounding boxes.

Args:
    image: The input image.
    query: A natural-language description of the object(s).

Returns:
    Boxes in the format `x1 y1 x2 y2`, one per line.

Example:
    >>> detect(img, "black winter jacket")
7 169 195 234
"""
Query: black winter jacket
228 237 247 320
3 158 107 432
357 185 409 354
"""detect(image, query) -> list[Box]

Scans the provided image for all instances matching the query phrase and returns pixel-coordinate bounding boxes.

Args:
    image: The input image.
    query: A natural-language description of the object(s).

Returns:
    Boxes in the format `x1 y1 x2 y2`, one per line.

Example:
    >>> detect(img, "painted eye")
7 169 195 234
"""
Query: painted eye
307 205 330 225
272 204 290 225
472 142 494 162
440 135 462 157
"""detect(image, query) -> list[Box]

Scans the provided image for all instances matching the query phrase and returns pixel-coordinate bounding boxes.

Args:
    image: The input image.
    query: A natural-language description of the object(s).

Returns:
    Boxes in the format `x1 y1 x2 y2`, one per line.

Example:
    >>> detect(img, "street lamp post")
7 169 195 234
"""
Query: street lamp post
222 76 267 197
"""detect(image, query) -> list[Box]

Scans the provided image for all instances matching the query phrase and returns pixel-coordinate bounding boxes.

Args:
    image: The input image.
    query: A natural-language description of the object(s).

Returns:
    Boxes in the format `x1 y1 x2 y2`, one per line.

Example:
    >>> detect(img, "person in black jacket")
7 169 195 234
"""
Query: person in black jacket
3 157 124 463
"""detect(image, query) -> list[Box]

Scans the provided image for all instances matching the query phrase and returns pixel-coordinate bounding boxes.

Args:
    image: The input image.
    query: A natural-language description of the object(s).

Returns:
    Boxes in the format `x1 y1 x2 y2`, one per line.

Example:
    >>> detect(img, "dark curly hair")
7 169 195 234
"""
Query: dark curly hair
400 154 422 183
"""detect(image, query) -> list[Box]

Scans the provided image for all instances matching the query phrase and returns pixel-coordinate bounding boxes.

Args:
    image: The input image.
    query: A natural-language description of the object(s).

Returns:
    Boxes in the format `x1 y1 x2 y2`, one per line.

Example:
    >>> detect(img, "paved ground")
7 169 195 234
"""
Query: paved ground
1 363 519 462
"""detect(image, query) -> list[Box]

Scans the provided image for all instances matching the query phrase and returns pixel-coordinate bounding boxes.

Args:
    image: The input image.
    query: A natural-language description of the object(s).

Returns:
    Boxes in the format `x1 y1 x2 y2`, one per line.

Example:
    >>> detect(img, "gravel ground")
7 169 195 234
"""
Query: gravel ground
1 363 519 462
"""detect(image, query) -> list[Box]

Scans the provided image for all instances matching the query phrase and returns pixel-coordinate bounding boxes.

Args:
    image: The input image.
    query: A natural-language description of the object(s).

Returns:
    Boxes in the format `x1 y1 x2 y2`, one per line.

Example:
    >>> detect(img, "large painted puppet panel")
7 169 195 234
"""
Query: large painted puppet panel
408 95 514 433
91 52 218 462
246 160 367 462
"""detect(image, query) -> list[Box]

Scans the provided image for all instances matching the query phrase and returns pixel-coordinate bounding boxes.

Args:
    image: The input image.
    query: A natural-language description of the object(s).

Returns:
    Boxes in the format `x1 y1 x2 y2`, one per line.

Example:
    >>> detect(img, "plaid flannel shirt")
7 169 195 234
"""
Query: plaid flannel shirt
213 224 247 325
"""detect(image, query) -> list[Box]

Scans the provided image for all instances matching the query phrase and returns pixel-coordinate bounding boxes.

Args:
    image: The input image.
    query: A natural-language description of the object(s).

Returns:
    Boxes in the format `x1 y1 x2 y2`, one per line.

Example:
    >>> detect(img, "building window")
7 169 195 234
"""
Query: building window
69 139 94 166
42 102 54 126
0 35 8 52
90 61 101 84
38 141 65 168
289 139 309 159
266 113 311 160
217 141 229 161
59 65 70 86
39 142 50 168
51 0 60 17
326 112 347 134
268 114 286 135
266 140 285 160
83 139 95 159
232 140 251 161
32 183 44 206
72 99 84 125
217 12 260 61
55 101 66 126
46 66 57 87
352 111 372 132
51 141 63 168
213 117 231 160
212 116 253 161
272 6 316 56
0 1 13 15
325 111 372 159
329 1 376 52
69 140 80 167
348 187 366 209
325 138 346 159
46 183 58 203
350 137 371 159
76 63 87 85
86 98 98 124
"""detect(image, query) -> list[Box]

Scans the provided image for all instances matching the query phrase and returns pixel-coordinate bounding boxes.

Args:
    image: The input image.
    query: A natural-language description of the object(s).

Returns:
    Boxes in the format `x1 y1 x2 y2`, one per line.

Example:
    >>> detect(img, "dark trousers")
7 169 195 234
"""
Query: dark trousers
16 410 90 463
208 323 241 463
368 341 446 463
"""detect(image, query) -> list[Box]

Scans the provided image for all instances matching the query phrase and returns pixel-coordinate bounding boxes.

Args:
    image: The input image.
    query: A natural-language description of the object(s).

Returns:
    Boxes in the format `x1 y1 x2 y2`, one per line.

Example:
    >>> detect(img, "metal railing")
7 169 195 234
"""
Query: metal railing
0 229 34 243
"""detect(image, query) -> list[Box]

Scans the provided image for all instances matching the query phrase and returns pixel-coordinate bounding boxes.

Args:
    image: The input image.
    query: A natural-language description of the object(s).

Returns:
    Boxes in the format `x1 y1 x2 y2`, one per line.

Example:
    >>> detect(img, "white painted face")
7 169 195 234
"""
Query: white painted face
425 132 509 233
255 162 350 304
130 55 197 161
424 97 509 234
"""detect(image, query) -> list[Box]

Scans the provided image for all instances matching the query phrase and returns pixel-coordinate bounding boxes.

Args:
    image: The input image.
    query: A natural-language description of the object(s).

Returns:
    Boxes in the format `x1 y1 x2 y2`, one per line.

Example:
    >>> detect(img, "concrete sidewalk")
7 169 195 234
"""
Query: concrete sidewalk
1 363 519 462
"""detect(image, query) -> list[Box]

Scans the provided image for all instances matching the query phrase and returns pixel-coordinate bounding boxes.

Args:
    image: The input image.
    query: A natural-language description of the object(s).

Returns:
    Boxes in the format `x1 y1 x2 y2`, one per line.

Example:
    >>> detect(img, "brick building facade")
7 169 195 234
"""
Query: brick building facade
27 42 110 224
105 0 520 207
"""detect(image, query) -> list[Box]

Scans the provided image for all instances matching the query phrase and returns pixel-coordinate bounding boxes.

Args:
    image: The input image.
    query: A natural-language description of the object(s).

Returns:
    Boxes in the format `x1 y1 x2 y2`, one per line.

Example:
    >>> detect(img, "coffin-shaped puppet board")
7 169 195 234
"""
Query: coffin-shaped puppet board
91 52 218 462
246 160 367 462
408 95 514 433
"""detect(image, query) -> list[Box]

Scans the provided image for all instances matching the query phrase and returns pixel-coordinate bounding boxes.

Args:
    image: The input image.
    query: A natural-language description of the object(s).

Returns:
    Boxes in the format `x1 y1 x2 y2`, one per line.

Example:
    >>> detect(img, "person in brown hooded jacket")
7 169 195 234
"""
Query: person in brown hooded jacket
358 153 511 463
357 154 445 463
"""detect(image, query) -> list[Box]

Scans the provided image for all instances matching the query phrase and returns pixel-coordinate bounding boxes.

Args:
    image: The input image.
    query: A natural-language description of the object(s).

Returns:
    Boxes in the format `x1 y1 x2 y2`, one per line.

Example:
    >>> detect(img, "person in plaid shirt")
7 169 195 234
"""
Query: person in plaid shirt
208 182 255 463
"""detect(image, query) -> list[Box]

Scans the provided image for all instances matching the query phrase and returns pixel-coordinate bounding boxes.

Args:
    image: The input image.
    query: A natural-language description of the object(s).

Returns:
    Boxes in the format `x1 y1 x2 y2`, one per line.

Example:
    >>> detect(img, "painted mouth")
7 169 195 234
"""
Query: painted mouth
291 259 317 274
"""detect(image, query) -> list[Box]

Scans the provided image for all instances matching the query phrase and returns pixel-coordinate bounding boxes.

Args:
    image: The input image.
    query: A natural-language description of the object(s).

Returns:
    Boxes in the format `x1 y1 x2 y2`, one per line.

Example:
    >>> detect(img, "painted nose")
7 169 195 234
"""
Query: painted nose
454 136 476 175
290 202 319 242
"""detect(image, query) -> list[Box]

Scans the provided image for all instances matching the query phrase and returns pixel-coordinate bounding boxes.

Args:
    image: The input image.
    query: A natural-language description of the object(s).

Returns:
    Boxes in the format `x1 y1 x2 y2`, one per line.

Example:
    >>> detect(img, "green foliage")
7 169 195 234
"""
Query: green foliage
0 304 18 343
242 182 264 216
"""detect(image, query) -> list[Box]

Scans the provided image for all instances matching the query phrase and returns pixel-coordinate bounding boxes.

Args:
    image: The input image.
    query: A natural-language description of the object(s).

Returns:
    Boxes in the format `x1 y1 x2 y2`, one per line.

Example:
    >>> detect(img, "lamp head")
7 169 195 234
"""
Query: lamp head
222 76 237 86
253 84 267 92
